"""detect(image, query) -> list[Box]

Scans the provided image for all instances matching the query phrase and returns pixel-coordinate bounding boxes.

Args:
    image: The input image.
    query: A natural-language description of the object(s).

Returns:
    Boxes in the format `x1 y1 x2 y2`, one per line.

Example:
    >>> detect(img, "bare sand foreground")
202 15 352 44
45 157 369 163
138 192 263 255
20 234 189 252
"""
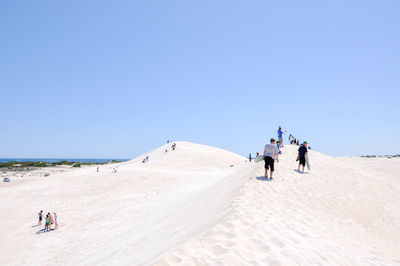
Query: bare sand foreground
0 142 399 265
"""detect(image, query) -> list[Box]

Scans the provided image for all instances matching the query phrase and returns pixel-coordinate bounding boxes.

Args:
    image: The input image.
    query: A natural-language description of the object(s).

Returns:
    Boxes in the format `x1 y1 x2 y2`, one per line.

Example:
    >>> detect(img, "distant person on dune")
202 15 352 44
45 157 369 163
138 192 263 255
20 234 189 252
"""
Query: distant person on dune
45 214 50 231
264 138 279 180
53 213 58 230
277 126 287 148
249 153 252 162
297 141 308 173
296 140 299 146
38 210 43 225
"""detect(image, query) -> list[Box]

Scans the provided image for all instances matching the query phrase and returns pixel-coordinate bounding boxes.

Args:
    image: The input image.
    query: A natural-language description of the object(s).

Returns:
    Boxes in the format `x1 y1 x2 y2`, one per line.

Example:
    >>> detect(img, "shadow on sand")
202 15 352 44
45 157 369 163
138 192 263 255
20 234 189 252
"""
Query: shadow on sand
293 169 309 174
36 228 54 234
256 176 272 182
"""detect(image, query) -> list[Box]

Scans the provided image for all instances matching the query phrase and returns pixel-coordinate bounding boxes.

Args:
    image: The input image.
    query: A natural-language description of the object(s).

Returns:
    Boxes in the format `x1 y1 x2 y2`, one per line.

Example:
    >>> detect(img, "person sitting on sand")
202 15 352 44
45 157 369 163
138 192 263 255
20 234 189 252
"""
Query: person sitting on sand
38 210 43 225
263 138 279 180
53 213 58 230
297 141 308 173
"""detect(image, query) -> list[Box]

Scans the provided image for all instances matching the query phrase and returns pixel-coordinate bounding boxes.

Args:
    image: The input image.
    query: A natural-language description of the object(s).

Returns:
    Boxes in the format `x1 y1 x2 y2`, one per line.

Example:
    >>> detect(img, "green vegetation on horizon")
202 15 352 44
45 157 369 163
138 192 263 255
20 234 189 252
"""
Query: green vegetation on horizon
0 160 123 169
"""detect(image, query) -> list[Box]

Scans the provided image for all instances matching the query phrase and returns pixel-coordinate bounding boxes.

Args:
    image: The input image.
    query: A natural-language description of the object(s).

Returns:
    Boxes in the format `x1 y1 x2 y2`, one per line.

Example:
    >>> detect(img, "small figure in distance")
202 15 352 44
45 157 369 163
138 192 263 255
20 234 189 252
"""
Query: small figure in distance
277 126 287 148
296 139 299 146
38 210 43 225
172 143 176 150
263 138 279 180
249 153 252 162
53 212 58 230
297 141 308 173
45 213 50 231
49 212 54 229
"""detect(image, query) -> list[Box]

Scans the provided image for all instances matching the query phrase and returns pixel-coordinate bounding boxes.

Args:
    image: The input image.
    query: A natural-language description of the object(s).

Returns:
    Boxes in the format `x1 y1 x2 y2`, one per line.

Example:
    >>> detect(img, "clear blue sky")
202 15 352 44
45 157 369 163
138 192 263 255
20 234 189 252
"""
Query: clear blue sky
1 0 399 158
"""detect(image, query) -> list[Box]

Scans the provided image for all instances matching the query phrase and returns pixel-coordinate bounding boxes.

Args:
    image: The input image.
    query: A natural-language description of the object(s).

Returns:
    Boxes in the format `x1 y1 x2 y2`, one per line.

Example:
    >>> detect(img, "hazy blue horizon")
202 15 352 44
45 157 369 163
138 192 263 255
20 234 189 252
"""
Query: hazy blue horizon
1 1 399 158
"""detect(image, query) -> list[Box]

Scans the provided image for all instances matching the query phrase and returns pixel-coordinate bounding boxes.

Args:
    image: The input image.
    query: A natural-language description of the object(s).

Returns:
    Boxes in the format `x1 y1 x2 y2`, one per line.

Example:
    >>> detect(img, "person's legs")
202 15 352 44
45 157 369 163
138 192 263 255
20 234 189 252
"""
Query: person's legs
264 156 269 178
269 158 275 178
299 157 306 173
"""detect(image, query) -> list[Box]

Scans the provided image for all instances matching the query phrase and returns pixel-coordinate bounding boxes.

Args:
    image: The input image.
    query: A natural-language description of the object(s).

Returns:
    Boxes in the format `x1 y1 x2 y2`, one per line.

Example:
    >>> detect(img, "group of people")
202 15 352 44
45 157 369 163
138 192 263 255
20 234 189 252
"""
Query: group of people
288 134 300 146
262 126 310 180
165 142 177 153
143 142 177 163
38 210 58 232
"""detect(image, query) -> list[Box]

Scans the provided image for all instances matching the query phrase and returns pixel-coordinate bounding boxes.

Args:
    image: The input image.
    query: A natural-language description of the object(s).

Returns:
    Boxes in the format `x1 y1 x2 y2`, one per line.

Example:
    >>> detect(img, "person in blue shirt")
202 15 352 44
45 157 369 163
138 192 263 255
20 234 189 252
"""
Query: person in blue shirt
297 141 308 173
276 141 282 154
277 126 287 148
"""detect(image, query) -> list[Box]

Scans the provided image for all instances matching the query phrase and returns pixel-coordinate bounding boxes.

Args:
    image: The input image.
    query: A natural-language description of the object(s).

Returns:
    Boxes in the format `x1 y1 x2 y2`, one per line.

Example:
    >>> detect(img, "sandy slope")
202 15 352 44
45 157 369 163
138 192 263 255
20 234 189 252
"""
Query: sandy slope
0 142 253 265
1 142 399 265
156 146 400 265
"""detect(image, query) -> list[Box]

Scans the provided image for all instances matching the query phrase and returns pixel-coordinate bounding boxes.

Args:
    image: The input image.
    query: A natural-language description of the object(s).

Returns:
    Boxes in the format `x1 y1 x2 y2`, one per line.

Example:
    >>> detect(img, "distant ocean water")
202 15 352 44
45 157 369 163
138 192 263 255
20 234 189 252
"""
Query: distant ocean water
0 158 130 163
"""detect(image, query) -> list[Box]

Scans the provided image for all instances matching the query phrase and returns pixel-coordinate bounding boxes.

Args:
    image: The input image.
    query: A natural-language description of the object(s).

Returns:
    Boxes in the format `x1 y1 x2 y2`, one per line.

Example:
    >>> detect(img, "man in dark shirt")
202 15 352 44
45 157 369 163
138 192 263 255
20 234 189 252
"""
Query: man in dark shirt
297 141 308 173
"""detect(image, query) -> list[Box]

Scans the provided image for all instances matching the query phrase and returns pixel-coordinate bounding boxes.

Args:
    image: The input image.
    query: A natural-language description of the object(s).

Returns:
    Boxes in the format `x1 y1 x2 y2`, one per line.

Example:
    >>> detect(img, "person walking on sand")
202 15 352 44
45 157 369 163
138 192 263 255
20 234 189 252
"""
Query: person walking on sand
53 213 58 230
277 126 287 148
264 138 279 180
297 141 308 173
38 210 43 225
249 153 252 162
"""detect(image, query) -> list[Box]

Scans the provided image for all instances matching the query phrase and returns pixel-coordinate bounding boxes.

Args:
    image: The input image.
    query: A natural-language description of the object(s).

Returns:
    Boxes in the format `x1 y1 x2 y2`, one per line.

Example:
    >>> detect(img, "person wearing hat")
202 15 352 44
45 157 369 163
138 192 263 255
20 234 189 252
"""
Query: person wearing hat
297 141 308 173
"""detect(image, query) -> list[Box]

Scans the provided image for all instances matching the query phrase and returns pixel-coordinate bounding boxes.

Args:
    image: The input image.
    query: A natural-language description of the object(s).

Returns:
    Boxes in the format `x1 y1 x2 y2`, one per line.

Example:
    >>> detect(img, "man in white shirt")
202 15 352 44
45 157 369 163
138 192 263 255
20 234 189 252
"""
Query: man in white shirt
264 138 279 180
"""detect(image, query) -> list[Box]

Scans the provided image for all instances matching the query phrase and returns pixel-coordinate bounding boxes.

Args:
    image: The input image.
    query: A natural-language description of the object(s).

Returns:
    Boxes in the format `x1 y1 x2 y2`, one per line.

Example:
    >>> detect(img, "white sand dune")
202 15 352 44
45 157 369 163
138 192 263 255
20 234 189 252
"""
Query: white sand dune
0 142 253 265
1 142 399 265
156 146 400 265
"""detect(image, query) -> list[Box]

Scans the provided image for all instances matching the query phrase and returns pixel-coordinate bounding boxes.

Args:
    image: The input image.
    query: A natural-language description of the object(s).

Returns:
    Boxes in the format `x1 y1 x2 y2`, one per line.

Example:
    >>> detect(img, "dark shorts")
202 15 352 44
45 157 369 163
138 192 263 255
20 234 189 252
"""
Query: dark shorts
264 156 275 171
299 156 306 166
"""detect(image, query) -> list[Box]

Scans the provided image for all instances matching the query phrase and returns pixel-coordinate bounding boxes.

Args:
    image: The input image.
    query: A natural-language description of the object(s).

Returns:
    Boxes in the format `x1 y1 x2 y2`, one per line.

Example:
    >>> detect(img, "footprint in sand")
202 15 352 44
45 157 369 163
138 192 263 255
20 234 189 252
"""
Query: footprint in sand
207 244 229 258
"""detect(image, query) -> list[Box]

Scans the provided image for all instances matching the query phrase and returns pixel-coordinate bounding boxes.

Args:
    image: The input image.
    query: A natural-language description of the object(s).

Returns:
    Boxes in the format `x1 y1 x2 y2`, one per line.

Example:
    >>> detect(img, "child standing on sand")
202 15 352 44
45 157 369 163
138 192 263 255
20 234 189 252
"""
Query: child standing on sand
45 214 50 231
